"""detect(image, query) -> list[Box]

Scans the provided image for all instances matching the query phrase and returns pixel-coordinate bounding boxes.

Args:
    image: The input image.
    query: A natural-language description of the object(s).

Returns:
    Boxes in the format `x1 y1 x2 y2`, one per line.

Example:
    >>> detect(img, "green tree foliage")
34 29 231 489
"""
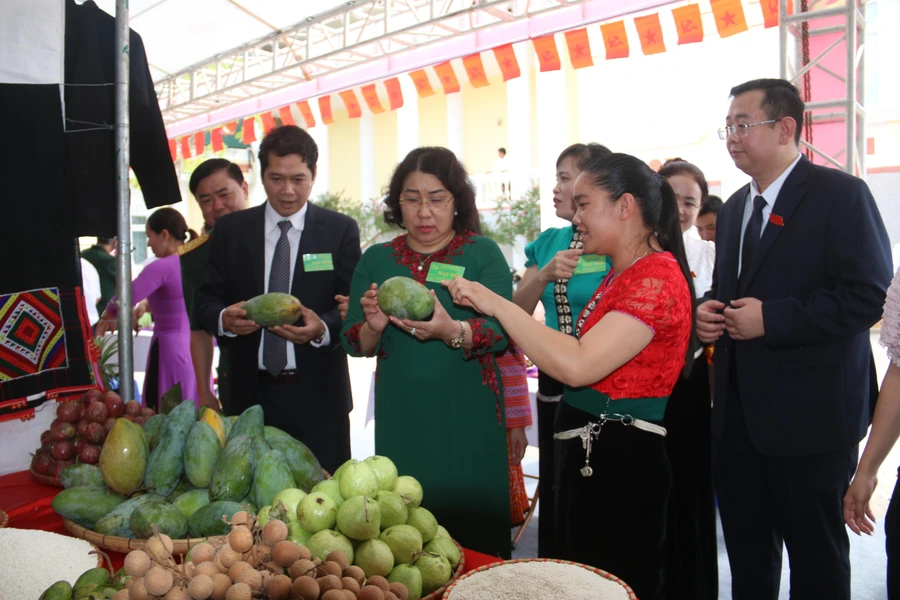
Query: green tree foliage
313 191 395 249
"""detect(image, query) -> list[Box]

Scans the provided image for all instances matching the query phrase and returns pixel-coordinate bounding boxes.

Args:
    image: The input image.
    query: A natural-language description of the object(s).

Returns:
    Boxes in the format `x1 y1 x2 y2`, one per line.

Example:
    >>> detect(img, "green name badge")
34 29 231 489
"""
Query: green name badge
573 255 609 275
426 262 466 283
302 253 334 272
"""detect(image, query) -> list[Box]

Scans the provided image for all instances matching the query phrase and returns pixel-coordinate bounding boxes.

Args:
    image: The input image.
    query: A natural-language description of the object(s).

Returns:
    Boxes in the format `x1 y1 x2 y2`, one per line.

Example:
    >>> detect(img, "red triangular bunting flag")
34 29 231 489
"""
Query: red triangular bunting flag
278 106 296 126
260 111 277 133
564 29 593 69
180 136 192 159
193 131 204 156
433 62 460 94
532 35 561 71
361 84 385 114
672 4 704 44
242 118 256 144
318 97 334 125
462 54 489 87
409 70 436 97
384 78 403 110
211 128 224 152
168 139 177 161
601 21 630 59
492 44 520 81
296 101 316 128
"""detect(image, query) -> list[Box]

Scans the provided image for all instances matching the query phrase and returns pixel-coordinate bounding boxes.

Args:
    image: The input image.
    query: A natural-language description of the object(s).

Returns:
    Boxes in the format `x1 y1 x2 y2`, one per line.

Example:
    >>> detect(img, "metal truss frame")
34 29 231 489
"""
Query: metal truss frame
155 0 584 126
779 0 867 175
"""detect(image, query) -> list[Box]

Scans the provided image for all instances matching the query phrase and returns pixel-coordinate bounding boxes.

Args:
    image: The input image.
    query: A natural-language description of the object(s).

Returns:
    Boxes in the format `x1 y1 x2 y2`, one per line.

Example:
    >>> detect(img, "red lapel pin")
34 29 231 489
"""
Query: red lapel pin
769 214 785 227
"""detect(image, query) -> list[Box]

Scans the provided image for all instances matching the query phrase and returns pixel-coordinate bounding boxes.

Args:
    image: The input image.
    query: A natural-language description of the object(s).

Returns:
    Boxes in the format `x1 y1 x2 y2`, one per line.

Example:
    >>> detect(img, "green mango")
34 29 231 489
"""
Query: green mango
222 415 235 438
143 426 186 498
250 435 270 460
59 463 105 489
99 420 148 496
172 488 210 521
184 421 221 488
130 501 187 539
159 399 197 439
378 276 434 321
94 493 166 537
74 568 110 590
227 405 265 442
265 434 324 493
166 477 195 502
52 486 125 530
142 414 165 450
188 500 246 537
251 449 295 508
242 292 303 327
39 581 73 600
210 436 254 502
110 568 130 588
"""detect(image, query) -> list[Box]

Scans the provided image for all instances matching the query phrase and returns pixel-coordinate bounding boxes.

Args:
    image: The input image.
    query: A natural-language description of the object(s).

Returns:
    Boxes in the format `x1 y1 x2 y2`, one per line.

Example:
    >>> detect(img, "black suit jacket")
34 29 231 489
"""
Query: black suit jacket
709 156 892 457
196 202 361 415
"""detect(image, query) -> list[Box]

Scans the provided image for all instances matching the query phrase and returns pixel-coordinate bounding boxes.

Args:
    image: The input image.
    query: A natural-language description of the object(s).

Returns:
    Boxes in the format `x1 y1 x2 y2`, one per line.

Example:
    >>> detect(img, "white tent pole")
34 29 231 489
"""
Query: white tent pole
115 0 134 403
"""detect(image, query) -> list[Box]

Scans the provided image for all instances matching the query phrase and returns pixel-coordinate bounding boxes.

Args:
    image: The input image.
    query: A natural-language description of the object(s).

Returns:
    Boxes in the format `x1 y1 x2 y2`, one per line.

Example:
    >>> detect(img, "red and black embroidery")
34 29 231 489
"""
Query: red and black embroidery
342 322 368 356
390 231 476 283
462 318 505 359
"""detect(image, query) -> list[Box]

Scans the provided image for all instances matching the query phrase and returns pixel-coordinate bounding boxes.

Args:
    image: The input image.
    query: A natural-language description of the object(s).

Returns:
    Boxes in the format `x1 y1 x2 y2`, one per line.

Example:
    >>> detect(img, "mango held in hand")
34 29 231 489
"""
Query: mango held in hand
378 276 435 321
99 419 148 496
242 292 303 327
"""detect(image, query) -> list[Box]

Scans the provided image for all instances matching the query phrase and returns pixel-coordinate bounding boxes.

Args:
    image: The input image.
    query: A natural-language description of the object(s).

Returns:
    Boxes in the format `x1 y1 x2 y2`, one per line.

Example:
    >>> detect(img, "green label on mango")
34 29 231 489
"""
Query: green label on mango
426 262 466 283
573 255 609 275
302 253 334 272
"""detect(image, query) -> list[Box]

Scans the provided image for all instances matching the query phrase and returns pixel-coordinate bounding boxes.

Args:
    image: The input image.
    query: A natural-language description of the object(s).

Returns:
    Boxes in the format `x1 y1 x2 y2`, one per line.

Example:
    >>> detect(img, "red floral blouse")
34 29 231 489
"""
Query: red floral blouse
576 252 692 400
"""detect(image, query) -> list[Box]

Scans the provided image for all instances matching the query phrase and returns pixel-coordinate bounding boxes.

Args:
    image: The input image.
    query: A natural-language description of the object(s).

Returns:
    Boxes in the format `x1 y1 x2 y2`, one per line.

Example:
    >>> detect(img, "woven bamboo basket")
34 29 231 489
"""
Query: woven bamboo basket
62 518 208 555
440 558 637 600
30 467 64 488
420 539 466 600
0 509 8 528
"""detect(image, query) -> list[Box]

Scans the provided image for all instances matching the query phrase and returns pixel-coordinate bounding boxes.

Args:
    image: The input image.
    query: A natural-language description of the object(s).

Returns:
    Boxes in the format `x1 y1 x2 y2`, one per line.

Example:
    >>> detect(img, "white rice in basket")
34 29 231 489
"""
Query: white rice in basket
0 528 100 600
447 560 631 600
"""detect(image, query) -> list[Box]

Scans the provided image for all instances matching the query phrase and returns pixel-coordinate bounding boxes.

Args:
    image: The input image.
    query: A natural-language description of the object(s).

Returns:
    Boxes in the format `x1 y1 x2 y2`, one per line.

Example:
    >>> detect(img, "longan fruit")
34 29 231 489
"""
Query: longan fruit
144 566 175 597
343 565 365 585
183 562 196 578
383 591 399 600
341 577 361 594
291 576 320 600
190 543 217 564
366 576 390 592
288 559 317 579
188 574 214 600
230 511 251 527
227 561 252 582
357 585 385 600
233 567 262 592
125 550 151 577
217 545 242 569
322 561 343 578
342 591 357 600
146 537 172 564
210 574 232 600
313 557 323 566
227 527 254 554
194 561 221 578
317 574 343 594
112 590 130 600
272 540 302 568
164 587 190 600
389 582 409 600
326 551 350 572
263 574 292 600
296 544 312 561
224 582 251 600
321 591 346 600
261 519 288 546
129 579 151 600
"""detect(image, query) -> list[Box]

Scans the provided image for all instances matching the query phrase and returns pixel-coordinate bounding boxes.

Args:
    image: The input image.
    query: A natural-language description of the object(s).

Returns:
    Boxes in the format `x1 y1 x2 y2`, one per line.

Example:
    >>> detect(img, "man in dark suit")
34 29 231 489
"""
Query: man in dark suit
81 237 117 312
697 79 892 599
197 126 361 473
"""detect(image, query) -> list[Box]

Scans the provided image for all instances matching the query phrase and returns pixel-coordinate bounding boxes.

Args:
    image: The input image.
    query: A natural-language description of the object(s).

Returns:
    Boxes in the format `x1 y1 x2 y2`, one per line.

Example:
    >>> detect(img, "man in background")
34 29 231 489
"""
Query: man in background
81 237 117 312
695 195 723 242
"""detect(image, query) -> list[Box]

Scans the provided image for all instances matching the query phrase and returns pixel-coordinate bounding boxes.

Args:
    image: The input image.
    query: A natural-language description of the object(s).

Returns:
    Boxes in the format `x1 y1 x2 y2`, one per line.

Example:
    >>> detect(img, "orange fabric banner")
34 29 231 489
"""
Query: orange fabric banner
672 4 704 44
242 117 256 144
318 96 334 125
180 137 191 159
492 44 520 81
434 62 460 94
409 69 435 97
260 111 277 133
564 29 593 69
360 84 385 114
760 0 790 28
168 139 177 161
711 0 749 38
634 13 666 56
384 77 404 110
339 90 362 118
193 131 205 156
532 35 561 72
601 21 630 59
278 105 295 126
222 121 238 135
462 54 489 87
296 101 316 128
211 127 224 152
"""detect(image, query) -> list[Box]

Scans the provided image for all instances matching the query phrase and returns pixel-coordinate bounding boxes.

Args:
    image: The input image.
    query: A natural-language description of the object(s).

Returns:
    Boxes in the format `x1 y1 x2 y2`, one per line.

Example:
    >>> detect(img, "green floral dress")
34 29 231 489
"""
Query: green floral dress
341 231 513 557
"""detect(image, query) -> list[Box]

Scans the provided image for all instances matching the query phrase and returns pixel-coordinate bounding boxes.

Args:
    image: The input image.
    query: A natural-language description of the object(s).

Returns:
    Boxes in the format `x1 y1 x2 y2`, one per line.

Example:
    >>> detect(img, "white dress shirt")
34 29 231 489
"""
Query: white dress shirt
218 200 330 371
683 229 715 298
80 258 101 325
738 153 802 276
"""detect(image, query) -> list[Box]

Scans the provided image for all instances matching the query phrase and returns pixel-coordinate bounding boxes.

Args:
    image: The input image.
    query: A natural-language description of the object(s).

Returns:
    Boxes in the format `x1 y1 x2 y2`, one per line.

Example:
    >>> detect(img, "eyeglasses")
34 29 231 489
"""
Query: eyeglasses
398 197 453 210
717 119 782 140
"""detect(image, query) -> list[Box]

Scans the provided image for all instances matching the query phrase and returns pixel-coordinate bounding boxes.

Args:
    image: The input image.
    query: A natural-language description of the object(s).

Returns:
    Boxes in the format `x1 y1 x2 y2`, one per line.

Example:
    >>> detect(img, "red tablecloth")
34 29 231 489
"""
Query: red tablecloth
0 470 503 573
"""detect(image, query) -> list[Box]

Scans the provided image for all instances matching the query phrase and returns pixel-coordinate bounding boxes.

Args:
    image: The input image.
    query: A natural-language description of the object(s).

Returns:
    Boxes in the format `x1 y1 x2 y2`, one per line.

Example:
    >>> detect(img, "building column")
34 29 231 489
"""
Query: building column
446 88 465 161
360 111 377 203
397 75 420 161
535 35 569 231
506 42 533 188
308 102 330 199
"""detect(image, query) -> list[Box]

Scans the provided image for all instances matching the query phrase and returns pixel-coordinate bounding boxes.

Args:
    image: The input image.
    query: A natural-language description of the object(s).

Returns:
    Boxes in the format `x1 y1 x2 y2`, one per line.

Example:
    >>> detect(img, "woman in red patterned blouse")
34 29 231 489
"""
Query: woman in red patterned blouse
446 153 694 600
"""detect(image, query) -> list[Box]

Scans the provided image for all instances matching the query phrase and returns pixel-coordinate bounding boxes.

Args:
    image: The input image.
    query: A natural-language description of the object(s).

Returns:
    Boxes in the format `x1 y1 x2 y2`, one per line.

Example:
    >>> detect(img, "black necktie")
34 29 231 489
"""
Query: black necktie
739 195 767 286
263 220 292 376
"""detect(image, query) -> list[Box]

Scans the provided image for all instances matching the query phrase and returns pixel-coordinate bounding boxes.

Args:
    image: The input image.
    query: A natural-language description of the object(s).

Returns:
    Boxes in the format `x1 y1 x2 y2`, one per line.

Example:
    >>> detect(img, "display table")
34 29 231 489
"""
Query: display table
0 470 504 572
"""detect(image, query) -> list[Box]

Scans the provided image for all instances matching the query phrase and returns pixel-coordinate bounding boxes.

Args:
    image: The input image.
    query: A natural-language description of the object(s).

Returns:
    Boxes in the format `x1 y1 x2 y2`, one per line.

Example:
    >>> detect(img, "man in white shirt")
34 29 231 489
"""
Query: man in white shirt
197 126 361 472
80 258 101 326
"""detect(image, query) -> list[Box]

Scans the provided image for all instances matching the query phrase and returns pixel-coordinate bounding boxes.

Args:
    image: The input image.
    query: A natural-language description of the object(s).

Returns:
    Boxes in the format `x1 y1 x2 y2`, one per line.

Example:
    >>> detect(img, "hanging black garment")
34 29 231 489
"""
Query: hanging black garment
65 0 181 237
